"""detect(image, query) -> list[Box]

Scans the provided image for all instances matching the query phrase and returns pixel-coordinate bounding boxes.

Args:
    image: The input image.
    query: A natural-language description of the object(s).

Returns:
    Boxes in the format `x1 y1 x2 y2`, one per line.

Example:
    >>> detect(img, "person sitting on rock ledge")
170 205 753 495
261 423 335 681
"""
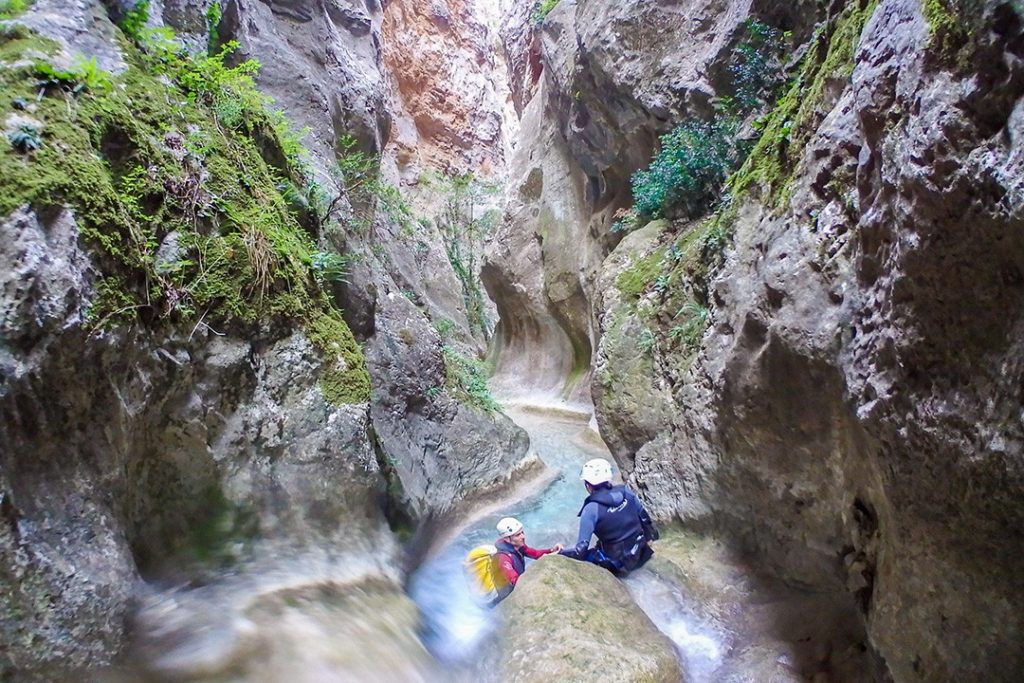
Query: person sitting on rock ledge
559 457 658 576
493 516 563 601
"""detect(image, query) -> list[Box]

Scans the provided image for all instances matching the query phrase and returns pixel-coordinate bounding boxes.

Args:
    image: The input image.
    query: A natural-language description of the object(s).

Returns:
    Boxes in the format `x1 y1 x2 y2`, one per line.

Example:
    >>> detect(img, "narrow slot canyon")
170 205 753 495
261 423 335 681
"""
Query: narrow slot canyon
1 1 1022 682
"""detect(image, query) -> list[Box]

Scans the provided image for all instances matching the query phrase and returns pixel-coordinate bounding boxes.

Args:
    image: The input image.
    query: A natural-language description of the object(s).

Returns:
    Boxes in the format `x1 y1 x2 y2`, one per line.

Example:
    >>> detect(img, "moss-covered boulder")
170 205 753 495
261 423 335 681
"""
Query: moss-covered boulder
592 219 676 465
481 554 681 682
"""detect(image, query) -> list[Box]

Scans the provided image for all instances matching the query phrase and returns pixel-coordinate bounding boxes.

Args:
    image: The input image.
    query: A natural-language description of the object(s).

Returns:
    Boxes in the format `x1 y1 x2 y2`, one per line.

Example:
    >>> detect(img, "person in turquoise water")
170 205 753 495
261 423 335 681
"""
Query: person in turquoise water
492 517 562 601
559 458 658 576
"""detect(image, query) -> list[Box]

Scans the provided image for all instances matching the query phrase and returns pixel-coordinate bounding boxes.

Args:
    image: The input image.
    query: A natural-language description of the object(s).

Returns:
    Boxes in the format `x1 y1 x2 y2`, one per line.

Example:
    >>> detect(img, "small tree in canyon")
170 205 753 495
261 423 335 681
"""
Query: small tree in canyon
609 19 790 376
291 134 379 236
618 19 789 230
428 172 500 340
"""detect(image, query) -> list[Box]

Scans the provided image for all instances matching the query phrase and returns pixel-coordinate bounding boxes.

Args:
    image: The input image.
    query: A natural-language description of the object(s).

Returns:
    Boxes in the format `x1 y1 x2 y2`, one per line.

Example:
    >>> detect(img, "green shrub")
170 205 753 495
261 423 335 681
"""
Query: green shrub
631 119 737 220
428 171 499 340
376 182 414 232
442 345 501 413
34 56 114 95
668 301 709 355
624 19 788 225
303 134 382 233
334 134 378 201
610 206 639 234
205 1 222 51
310 251 350 285
175 42 264 129
726 21 788 115
118 0 151 43
532 0 560 24
637 328 656 353
433 318 456 338
0 0 30 20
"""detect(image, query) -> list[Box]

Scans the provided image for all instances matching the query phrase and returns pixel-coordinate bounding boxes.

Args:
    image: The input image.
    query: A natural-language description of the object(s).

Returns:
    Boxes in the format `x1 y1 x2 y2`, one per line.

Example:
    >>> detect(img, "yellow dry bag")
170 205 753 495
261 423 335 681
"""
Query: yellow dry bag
463 544 510 603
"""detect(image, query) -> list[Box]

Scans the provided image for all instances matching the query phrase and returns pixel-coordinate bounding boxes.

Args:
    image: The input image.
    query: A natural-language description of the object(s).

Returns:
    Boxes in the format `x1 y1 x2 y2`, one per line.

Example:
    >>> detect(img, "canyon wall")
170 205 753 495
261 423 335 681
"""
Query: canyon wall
490 0 1024 680
2 0 1023 680
0 0 528 677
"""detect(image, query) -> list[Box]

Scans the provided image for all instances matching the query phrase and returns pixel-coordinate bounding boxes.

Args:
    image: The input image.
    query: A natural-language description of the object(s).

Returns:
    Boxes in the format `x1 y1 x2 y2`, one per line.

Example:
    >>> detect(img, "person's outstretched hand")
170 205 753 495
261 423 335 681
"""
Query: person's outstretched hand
551 543 564 553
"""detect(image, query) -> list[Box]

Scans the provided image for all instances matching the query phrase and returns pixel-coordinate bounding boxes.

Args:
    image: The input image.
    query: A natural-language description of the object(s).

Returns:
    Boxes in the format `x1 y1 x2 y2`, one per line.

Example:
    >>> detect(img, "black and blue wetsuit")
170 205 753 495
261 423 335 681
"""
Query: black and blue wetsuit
559 483 656 575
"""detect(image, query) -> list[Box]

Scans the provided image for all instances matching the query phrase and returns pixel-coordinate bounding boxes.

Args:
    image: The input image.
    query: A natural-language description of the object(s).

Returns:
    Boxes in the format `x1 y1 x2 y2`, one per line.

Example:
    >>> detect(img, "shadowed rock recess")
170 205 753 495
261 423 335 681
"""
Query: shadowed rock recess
1 0 1022 681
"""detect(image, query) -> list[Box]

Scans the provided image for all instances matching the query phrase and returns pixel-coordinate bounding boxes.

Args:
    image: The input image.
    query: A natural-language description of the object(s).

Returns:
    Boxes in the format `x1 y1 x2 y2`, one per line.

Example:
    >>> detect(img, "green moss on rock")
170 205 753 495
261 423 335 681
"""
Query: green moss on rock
0 0 32 21
616 247 666 300
729 0 879 210
0 25 367 401
307 310 371 405
441 344 501 413
922 0 985 64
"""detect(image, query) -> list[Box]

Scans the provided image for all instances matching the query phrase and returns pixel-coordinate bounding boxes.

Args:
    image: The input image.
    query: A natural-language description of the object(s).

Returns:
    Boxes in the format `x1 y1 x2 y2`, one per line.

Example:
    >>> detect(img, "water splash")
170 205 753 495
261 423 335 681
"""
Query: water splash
408 407 608 663
626 569 728 681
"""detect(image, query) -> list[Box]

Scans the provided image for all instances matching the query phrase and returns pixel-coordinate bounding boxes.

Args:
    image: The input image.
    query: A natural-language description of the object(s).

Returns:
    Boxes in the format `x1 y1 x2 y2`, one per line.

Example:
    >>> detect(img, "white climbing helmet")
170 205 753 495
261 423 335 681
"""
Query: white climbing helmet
580 458 613 485
496 517 524 538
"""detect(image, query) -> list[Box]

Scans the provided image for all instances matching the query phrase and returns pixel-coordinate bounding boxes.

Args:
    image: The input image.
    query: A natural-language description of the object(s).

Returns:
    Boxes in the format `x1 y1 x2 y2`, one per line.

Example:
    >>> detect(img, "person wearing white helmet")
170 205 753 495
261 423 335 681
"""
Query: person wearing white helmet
558 457 658 576
493 516 563 601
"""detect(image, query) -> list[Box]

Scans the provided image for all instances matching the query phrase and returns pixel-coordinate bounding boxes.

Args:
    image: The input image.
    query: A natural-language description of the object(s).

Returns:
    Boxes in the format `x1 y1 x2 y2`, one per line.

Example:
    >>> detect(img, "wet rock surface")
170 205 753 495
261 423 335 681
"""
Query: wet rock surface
1 1 535 676
590 219 676 465
366 289 534 528
3 0 1024 680
644 529 883 682
481 75 595 406
487 0 1024 681
479 554 682 683
122 578 432 683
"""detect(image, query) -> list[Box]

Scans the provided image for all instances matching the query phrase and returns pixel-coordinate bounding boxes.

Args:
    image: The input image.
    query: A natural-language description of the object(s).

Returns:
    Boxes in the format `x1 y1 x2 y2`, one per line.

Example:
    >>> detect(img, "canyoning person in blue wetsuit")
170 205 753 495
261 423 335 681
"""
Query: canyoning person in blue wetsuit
559 457 659 576
493 517 563 602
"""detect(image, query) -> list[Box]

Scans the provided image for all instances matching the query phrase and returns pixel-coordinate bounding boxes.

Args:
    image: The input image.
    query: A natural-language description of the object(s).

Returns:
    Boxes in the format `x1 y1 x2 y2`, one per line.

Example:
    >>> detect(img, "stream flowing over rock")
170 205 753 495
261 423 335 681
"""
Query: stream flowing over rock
1 0 1023 681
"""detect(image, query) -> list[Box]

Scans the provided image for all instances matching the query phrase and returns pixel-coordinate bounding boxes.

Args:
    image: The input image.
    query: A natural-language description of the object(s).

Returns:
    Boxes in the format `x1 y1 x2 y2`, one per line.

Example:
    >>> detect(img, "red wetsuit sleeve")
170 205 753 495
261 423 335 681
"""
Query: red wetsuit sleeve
523 545 553 560
498 553 521 585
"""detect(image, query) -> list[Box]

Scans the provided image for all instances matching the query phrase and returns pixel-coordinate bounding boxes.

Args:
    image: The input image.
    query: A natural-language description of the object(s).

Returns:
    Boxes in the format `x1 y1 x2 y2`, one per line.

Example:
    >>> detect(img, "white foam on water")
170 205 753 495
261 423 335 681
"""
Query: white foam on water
625 569 728 681
665 618 724 666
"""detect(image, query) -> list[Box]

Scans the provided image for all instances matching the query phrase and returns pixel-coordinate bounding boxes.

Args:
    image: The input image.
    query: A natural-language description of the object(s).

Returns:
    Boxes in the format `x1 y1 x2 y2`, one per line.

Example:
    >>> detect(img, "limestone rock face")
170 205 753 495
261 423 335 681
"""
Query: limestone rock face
0 207 133 677
482 76 596 406
644 529 884 682
479 554 682 682
484 0 821 409
15 0 128 75
382 0 510 177
366 289 535 525
498 0 540 116
585 1 1024 681
0 207 396 678
590 220 675 464
542 0 820 205
0 2 539 674
186 0 535 523
218 0 390 165
484 0 1024 680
